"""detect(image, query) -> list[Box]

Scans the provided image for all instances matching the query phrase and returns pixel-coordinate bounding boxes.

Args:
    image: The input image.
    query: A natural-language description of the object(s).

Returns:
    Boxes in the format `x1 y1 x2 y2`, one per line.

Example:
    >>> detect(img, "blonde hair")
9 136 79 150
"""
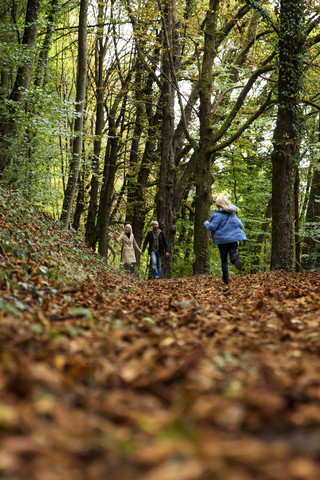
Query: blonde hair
124 224 132 233
216 195 234 212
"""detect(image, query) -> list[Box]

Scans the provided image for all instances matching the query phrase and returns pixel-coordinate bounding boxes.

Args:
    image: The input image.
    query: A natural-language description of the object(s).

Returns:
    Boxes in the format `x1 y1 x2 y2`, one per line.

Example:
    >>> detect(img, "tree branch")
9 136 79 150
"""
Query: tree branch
244 0 279 34
212 92 275 153
303 13 320 40
211 59 275 145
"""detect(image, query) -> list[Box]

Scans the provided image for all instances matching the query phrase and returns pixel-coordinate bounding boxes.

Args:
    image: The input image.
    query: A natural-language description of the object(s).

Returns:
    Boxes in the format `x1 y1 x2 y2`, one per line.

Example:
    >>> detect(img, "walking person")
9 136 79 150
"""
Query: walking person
142 221 169 279
112 224 143 275
204 195 246 285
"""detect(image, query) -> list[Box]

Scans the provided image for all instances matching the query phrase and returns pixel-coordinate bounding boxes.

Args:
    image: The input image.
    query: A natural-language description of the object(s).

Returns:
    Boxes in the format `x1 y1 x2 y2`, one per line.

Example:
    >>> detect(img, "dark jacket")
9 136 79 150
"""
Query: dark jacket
142 230 169 256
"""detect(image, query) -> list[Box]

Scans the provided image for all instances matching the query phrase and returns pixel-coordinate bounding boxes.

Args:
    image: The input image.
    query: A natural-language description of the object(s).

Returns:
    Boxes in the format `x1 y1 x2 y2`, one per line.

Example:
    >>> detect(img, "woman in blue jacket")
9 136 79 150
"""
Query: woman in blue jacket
204 195 246 285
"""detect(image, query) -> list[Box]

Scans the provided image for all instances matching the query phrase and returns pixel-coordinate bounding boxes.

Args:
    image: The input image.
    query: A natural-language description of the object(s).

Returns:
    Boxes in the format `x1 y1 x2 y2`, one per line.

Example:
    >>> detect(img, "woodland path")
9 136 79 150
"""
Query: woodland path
1 267 320 480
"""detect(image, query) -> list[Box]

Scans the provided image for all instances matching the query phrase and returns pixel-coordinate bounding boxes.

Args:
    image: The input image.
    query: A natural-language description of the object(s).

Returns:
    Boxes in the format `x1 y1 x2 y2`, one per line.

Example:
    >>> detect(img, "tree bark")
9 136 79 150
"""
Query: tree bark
294 163 300 271
193 0 219 275
0 0 41 173
250 198 272 271
97 122 119 256
60 0 88 227
0 2 17 98
125 55 145 228
9 0 41 104
72 165 86 231
270 0 304 270
301 116 320 270
156 0 179 278
34 0 58 88
96 73 132 256
85 3 108 248
301 165 320 270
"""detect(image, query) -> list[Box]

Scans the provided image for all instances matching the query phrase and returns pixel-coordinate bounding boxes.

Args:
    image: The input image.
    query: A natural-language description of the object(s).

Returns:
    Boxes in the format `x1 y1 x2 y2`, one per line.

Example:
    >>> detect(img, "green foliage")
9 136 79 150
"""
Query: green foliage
172 209 195 278
1 0 320 276
0 188 110 289
212 124 273 273
0 86 73 211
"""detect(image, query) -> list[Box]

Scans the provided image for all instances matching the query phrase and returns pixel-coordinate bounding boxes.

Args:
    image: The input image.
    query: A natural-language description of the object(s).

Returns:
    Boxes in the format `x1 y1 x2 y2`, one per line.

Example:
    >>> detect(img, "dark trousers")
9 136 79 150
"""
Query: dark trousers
218 242 238 284
123 262 137 275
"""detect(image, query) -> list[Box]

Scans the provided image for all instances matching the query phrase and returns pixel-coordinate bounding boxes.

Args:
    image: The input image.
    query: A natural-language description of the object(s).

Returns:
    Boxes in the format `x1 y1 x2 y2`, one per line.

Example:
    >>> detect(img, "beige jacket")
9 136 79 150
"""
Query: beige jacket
116 231 142 263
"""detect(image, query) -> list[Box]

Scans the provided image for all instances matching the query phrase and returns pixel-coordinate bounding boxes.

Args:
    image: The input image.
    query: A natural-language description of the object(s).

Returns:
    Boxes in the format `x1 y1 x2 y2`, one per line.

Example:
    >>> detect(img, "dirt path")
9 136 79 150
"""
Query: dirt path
1 270 320 480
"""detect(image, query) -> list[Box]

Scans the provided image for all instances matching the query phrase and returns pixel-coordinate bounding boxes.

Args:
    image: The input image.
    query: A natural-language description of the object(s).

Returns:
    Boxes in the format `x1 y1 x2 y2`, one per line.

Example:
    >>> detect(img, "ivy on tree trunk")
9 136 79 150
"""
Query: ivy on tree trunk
193 0 219 275
270 0 304 270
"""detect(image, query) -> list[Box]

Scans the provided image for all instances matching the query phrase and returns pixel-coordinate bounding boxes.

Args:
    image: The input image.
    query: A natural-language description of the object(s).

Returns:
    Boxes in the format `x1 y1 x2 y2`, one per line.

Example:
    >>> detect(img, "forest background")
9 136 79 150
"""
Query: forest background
1 0 320 279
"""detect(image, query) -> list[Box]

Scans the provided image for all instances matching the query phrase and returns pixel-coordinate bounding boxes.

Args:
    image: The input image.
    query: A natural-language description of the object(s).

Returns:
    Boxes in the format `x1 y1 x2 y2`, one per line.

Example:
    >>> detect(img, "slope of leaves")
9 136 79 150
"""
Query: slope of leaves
1 189 320 480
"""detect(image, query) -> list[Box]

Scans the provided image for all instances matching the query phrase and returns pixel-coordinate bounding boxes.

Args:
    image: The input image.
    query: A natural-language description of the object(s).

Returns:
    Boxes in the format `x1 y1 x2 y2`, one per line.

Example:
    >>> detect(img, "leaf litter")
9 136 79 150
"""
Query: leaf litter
1 190 320 479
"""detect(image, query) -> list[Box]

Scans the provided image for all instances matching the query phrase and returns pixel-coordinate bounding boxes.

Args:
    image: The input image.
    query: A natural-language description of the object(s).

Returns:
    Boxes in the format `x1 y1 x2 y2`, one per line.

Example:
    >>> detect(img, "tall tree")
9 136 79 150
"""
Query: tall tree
96 102 123 256
156 0 179 278
193 1 274 274
60 0 88 227
301 116 320 269
34 0 59 88
0 0 41 174
193 0 219 275
269 0 305 270
123 3 162 259
124 0 199 275
128 58 162 257
95 67 134 256
85 0 109 247
245 0 320 270
0 0 17 98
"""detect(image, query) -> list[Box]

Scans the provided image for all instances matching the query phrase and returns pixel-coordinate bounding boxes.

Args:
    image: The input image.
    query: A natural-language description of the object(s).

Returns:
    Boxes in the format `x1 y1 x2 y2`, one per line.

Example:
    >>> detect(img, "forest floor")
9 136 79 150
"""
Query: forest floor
1 190 320 480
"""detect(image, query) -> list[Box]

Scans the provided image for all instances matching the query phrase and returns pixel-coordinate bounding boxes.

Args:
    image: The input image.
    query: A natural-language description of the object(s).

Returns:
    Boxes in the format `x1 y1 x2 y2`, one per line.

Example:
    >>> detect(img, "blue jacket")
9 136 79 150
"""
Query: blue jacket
204 207 247 244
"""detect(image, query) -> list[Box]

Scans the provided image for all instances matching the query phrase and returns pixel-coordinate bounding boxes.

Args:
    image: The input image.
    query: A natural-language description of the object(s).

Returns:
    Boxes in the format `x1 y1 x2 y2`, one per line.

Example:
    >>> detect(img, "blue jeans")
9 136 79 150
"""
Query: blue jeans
218 242 238 284
150 250 161 279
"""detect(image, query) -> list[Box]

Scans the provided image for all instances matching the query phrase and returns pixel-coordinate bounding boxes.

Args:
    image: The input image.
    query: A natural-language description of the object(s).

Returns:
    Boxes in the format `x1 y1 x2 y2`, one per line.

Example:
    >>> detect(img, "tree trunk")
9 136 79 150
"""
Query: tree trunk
97 122 119 256
34 0 58 88
270 0 304 270
0 2 17 98
85 3 107 248
193 154 214 275
95 63 133 255
193 0 219 275
301 115 320 270
9 0 41 104
156 0 179 278
72 165 86 231
130 104 162 254
301 166 320 270
294 163 300 271
60 0 88 227
250 198 272 271
0 0 41 173
125 56 145 228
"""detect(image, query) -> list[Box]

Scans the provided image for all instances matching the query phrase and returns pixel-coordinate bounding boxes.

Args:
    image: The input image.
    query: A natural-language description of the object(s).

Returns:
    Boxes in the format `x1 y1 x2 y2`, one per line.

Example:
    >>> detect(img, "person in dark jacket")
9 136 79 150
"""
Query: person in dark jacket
142 221 169 279
204 195 246 285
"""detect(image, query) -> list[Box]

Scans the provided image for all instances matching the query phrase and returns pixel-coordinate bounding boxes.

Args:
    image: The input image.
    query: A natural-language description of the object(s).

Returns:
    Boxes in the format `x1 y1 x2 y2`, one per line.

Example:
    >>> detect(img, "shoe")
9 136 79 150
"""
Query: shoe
223 277 229 285
233 254 242 271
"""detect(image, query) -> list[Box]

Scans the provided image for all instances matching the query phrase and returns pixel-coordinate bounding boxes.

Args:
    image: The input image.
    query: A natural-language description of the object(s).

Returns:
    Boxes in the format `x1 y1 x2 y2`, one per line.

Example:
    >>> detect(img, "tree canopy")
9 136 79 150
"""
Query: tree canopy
1 0 320 276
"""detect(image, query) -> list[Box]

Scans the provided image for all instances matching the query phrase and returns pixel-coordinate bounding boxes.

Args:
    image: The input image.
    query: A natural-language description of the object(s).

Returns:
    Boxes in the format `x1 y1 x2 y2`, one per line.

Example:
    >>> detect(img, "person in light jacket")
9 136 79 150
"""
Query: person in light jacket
204 195 246 285
112 224 143 274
